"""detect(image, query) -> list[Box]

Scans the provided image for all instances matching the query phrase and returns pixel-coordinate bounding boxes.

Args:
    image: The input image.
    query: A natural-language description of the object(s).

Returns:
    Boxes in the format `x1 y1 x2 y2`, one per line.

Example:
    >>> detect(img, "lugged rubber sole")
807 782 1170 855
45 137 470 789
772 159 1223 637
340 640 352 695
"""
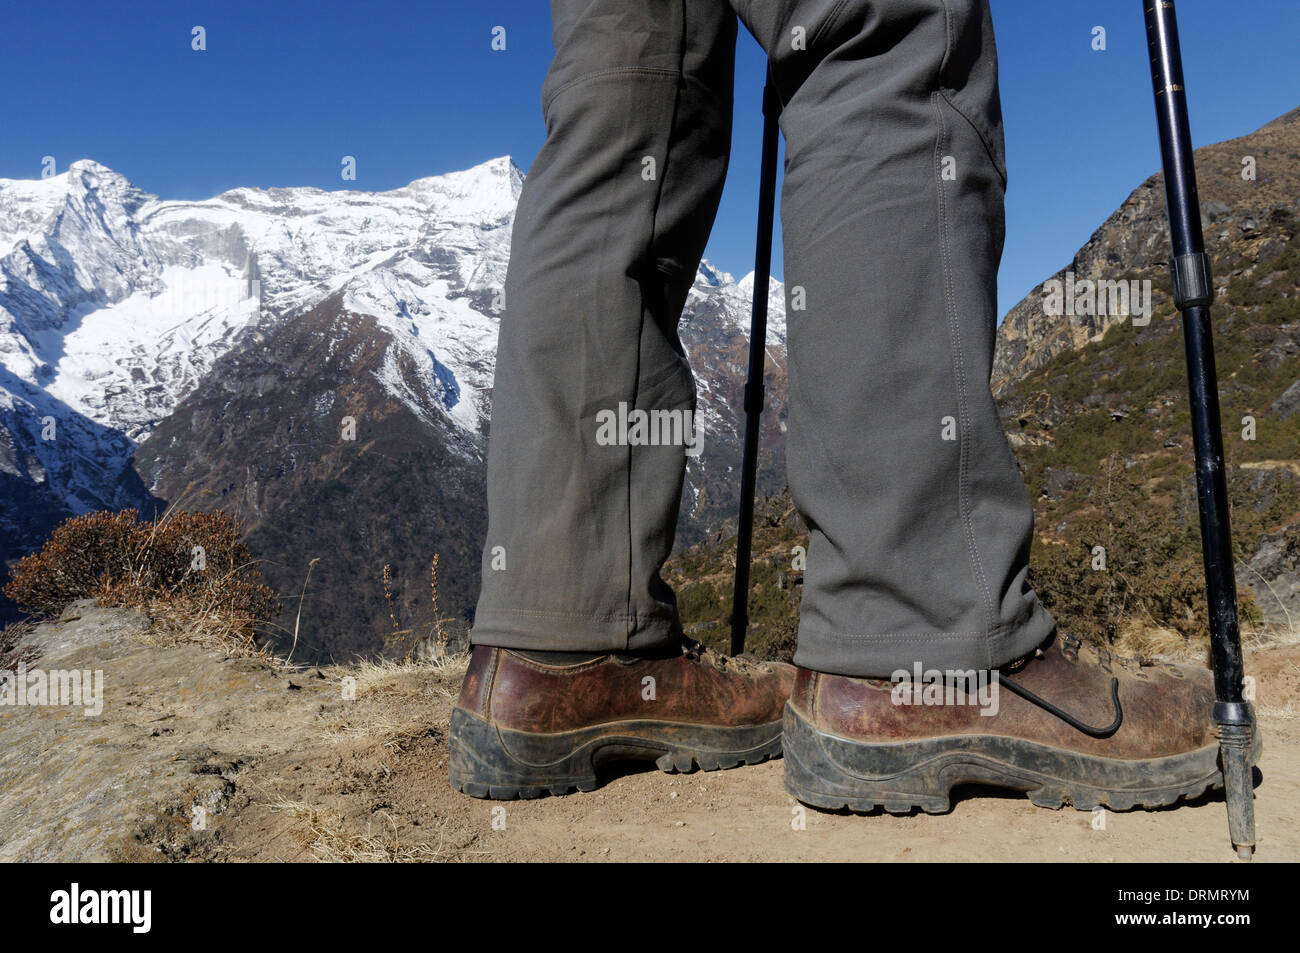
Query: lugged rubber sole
783 701 1261 815
449 705 784 800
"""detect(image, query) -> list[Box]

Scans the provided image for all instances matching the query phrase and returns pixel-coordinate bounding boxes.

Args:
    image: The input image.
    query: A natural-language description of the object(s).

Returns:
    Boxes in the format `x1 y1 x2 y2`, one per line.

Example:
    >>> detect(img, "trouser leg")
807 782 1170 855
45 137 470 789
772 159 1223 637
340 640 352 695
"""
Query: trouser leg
733 0 1055 676
472 0 737 652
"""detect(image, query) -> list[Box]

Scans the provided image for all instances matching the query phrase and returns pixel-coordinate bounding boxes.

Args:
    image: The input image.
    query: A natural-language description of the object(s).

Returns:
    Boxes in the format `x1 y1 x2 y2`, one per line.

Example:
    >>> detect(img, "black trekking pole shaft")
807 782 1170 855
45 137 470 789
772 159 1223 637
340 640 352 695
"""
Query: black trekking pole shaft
731 67 782 657
1142 0 1255 859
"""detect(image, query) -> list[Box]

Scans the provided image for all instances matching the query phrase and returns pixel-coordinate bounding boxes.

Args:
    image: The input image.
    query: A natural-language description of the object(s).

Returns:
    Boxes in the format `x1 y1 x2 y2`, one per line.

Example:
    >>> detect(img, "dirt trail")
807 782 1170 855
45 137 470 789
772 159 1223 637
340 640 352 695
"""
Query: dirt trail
2 602 1296 862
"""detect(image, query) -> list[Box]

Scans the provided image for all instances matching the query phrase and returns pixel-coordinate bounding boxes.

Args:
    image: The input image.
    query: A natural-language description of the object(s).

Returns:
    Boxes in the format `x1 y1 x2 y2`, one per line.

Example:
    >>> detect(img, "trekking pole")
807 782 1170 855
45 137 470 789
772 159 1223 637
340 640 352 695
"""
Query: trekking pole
730 65 782 657
1142 0 1256 860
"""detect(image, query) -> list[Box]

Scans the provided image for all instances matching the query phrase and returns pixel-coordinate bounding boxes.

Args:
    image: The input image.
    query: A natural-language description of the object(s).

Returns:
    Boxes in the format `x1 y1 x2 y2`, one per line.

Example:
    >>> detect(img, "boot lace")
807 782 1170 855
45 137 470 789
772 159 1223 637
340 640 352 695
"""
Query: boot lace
998 633 1124 738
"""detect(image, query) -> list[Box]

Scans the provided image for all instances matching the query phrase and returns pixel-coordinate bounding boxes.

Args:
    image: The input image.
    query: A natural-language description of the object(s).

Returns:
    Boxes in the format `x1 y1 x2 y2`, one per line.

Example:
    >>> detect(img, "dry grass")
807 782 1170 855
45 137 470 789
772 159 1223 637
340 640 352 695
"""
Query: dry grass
380 555 458 661
1236 559 1297 636
1243 621 1300 651
1257 703 1300 719
341 653 469 699
0 618 39 668
268 797 461 862
1113 614 1208 663
317 652 468 749
135 597 281 661
325 716 441 751
1113 610 1300 663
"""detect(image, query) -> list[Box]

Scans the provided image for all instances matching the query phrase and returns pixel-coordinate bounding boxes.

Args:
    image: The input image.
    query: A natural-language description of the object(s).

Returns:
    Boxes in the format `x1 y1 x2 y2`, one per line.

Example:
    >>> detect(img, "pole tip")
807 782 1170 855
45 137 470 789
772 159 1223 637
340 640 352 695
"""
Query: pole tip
1234 844 1254 861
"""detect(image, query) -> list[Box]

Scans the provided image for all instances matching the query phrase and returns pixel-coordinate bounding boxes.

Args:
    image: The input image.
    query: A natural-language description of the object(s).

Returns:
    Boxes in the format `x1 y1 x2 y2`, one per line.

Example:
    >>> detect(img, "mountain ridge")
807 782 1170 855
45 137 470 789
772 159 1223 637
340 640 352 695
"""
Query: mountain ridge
993 105 1300 391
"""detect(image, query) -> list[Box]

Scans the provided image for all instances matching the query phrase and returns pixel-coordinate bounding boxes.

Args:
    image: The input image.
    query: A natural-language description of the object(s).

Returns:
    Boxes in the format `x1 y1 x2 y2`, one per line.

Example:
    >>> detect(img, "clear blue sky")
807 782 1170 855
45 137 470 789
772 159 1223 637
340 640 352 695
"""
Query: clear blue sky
2 0 1297 318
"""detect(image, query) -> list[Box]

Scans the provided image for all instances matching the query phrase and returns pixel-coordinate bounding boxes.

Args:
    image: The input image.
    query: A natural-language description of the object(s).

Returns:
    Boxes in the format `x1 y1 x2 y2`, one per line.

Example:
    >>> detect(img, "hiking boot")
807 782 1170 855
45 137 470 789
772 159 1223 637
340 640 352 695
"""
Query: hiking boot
783 631 1261 813
449 640 795 799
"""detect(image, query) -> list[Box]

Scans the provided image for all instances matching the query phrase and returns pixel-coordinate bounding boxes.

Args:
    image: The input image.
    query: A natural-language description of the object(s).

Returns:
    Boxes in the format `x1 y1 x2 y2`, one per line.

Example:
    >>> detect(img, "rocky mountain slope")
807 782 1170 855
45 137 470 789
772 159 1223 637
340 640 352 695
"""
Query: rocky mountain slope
993 106 1300 390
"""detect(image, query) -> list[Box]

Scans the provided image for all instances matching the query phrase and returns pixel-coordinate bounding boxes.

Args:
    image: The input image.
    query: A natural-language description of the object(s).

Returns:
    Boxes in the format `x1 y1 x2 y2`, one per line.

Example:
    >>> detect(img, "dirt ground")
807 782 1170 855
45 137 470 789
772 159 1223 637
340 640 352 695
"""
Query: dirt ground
2 601 1296 862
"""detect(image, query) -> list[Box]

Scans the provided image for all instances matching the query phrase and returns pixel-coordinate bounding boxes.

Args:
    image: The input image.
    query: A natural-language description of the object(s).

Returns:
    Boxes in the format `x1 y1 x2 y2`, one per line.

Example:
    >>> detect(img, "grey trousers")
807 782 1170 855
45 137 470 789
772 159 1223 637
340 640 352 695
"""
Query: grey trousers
471 0 1057 677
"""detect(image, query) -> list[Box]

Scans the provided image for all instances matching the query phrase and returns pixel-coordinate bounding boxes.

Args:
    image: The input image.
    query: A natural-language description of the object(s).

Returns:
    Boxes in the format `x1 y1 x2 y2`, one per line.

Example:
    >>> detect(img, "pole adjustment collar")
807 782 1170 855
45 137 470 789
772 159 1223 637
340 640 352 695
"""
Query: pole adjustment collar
1171 251 1214 310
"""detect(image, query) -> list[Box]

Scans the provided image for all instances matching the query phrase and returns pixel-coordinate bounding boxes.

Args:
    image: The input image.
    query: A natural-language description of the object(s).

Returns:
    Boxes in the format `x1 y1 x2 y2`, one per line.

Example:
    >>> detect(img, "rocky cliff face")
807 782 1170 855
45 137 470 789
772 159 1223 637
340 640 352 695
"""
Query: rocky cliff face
993 106 1300 392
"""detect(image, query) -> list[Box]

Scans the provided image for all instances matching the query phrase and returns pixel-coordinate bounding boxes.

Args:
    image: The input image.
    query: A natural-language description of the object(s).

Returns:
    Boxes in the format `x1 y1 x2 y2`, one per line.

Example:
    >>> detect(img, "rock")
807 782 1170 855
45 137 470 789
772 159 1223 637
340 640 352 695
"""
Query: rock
1244 525 1300 626
59 598 98 622
1260 326 1300 367
1238 463 1300 513
33 602 152 654
992 111 1298 394
1257 238 1285 262
1041 467 1090 500
1006 429 1054 449
1203 200 1233 223
1271 379 1300 418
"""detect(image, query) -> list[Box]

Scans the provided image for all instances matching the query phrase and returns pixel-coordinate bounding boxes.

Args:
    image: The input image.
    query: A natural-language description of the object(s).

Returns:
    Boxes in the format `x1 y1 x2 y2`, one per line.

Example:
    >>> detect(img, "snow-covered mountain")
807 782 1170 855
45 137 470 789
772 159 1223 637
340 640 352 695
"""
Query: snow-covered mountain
0 157 518 461
0 158 788 654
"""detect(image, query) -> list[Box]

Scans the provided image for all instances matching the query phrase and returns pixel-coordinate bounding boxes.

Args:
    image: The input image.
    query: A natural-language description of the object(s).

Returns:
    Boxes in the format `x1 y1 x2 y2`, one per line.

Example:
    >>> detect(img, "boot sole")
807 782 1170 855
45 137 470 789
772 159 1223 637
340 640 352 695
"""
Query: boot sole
449 705 784 800
783 701 1261 814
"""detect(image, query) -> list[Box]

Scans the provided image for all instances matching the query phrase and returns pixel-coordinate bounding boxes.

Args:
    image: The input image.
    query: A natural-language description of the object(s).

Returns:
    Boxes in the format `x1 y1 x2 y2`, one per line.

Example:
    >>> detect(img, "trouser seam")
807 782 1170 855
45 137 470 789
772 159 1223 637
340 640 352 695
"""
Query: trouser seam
937 0 1006 186
800 600 1038 643
476 607 661 623
809 0 852 51
623 0 689 645
542 66 681 118
938 89 1008 188
932 90 996 668
938 0 954 82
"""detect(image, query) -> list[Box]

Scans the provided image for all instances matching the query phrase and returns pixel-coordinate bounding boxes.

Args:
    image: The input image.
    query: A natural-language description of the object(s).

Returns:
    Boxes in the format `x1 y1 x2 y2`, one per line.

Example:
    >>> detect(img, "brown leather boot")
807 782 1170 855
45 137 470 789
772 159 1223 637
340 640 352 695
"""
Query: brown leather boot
449 640 795 799
784 631 1261 813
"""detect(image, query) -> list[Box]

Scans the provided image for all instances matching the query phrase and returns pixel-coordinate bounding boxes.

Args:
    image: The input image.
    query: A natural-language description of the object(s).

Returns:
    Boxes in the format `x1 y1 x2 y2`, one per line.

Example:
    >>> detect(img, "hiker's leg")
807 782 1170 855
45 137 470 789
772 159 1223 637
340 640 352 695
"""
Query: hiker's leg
472 0 737 652
734 0 1054 676
729 0 1257 820
452 4 795 801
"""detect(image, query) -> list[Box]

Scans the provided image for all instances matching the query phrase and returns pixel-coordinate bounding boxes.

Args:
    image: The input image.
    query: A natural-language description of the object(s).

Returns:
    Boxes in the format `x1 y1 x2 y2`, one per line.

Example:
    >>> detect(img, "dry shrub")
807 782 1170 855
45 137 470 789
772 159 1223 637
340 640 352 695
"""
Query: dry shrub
3 509 279 645
4 509 140 615
1030 453 1264 649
